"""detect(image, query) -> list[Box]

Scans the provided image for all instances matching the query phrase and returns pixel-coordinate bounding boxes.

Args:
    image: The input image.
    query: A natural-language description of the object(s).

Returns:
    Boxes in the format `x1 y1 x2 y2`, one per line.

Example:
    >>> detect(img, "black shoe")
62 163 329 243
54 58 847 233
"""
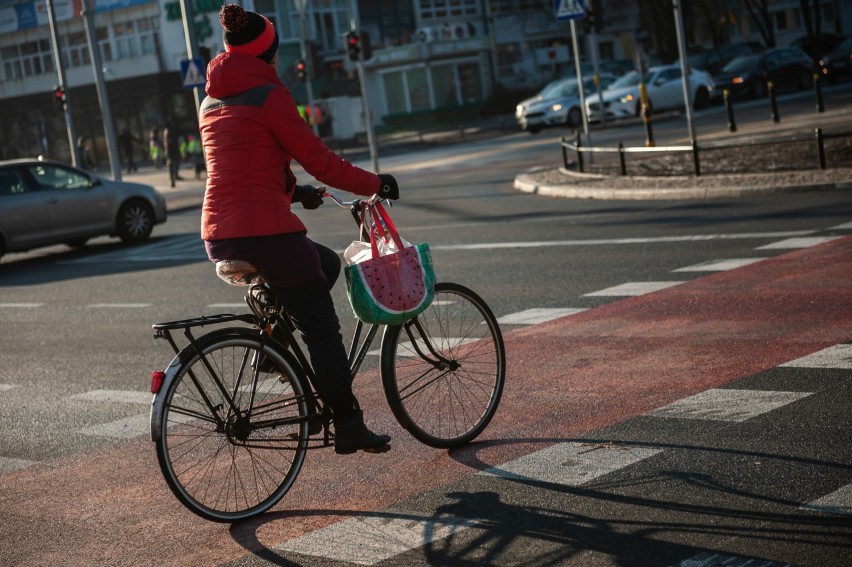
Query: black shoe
333 411 390 454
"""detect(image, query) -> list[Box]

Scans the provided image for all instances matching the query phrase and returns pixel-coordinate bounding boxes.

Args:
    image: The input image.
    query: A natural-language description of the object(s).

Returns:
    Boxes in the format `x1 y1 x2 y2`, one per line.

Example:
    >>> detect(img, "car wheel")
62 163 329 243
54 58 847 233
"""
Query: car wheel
117 200 154 244
64 238 89 249
565 107 582 128
693 87 710 110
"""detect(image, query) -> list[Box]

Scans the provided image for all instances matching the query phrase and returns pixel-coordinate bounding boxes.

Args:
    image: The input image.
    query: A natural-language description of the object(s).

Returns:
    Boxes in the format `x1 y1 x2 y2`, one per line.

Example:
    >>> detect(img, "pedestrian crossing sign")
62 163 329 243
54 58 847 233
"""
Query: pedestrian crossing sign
180 57 206 90
555 0 585 20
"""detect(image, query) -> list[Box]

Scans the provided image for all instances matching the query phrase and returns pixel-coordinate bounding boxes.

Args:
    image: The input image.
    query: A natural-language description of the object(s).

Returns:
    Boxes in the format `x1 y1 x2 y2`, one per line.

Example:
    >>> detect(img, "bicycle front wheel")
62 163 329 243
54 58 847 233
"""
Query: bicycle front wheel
380 282 506 448
154 334 309 522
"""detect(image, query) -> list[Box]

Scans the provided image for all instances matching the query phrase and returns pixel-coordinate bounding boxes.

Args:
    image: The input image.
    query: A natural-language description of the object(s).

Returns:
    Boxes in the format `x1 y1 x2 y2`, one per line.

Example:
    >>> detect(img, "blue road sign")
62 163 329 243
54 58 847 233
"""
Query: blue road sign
180 57 206 90
555 0 585 20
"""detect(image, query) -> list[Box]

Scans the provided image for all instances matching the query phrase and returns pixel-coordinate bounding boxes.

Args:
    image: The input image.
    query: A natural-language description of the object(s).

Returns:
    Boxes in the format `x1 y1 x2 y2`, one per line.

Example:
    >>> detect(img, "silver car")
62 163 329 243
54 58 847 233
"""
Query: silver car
0 158 167 260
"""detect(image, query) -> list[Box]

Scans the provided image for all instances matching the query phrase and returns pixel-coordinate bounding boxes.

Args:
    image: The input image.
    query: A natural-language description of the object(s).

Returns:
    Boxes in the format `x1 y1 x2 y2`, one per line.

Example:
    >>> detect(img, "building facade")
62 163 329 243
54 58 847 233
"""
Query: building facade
0 0 847 165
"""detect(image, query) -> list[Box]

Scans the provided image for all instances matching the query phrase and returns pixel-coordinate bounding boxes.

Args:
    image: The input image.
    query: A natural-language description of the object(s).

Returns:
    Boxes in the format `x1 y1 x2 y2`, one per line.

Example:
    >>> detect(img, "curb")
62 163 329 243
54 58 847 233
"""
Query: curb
513 171 852 200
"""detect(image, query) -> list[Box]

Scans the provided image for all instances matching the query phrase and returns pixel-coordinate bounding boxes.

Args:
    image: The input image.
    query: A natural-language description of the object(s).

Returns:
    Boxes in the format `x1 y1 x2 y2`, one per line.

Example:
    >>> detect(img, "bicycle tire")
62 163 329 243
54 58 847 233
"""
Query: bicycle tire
380 282 505 448
154 334 309 522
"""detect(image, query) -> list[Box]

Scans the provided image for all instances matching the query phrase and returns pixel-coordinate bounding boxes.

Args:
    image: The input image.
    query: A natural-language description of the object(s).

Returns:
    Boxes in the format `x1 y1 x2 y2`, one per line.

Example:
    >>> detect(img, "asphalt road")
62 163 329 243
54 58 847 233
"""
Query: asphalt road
1 86 851 566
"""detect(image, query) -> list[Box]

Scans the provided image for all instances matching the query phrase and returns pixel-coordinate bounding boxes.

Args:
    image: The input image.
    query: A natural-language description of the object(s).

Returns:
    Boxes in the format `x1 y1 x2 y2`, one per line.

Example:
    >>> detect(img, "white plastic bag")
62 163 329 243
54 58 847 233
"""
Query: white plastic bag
343 234 411 266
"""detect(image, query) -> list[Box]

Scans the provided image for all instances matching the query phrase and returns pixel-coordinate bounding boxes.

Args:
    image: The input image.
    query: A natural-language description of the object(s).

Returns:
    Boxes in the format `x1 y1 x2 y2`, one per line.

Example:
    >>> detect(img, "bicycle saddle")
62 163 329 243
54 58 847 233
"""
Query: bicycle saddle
215 260 265 286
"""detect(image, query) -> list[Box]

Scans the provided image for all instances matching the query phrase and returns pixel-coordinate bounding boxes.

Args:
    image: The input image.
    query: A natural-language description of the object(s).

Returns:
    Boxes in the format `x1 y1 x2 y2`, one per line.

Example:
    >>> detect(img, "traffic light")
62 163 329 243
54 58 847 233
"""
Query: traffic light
346 31 361 62
295 59 307 81
52 85 66 112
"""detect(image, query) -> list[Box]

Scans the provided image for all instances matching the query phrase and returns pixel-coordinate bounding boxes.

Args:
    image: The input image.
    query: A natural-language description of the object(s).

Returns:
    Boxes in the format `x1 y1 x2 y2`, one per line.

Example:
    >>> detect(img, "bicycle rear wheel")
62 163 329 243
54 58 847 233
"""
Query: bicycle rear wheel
380 282 505 448
154 334 309 522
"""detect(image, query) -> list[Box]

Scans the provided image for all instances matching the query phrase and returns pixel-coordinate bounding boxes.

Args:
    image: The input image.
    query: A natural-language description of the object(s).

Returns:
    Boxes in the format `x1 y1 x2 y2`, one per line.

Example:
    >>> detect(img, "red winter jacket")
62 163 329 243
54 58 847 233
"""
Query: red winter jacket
199 52 380 241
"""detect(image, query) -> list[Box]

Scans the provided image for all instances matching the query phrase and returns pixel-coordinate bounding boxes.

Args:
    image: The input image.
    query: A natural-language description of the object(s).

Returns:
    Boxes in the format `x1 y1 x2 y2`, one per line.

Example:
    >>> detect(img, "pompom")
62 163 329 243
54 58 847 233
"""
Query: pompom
220 4 248 32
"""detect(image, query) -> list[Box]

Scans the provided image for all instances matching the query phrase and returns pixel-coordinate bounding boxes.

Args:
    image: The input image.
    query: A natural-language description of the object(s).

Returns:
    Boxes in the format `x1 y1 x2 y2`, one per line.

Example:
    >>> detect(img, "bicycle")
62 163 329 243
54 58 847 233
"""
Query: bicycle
149 191 506 522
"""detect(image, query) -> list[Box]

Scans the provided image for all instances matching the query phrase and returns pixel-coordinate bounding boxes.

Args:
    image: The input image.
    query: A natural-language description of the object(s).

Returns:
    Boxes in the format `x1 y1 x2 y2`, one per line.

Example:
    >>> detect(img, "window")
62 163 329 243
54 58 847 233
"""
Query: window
26 164 90 191
0 169 27 196
0 39 54 80
420 0 479 20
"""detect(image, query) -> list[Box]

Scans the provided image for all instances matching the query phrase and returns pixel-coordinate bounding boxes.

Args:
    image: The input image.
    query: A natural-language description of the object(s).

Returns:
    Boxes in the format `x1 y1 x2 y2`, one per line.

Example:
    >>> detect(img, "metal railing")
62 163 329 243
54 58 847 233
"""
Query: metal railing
561 128 831 177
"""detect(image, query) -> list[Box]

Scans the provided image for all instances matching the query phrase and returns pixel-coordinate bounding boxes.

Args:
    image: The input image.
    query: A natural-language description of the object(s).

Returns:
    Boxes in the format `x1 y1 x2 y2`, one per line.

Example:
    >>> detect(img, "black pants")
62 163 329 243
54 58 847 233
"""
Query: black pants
269 244 353 400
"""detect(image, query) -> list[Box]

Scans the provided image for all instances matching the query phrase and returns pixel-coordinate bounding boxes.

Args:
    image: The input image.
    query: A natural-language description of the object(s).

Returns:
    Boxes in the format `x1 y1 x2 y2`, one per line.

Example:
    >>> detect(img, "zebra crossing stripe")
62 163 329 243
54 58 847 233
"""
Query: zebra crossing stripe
478 441 663 486
497 308 586 325
756 236 843 250
79 413 150 439
673 258 766 272
86 303 152 309
780 344 852 369
275 513 477 566
0 384 19 391
0 303 44 308
670 552 794 566
70 390 151 404
646 389 812 422
584 281 683 297
0 457 36 473
800 483 852 516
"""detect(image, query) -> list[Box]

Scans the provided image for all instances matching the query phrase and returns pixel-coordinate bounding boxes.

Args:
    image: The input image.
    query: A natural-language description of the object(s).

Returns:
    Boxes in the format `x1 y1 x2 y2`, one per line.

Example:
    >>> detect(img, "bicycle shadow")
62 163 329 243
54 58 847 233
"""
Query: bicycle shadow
226 436 851 565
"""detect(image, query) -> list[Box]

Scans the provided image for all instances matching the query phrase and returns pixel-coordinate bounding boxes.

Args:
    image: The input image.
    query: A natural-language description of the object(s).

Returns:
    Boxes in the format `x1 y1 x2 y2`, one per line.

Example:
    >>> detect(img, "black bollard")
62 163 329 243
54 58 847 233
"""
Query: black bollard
574 130 584 173
618 142 627 175
768 81 780 122
724 89 737 132
816 128 826 169
814 73 825 113
642 103 655 147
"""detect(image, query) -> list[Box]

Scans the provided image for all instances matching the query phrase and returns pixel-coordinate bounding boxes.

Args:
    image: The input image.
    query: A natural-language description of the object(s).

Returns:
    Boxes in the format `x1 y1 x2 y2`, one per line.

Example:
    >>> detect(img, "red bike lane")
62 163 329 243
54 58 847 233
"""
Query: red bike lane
2 236 851 566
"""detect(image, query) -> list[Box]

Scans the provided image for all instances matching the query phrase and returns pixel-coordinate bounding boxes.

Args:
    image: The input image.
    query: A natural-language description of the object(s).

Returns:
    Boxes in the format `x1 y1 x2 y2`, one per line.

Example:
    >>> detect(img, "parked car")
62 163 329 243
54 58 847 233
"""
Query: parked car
0 158 167 261
819 36 852 83
516 74 615 133
792 33 845 63
584 64 714 122
688 44 756 76
712 47 814 100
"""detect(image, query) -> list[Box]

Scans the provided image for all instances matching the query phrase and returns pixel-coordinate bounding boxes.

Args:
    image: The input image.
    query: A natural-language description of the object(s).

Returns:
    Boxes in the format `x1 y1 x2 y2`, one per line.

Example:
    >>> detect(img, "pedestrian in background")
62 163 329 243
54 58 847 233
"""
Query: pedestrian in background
77 136 95 170
118 126 139 173
162 120 183 187
186 133 205 180
148 127 163 168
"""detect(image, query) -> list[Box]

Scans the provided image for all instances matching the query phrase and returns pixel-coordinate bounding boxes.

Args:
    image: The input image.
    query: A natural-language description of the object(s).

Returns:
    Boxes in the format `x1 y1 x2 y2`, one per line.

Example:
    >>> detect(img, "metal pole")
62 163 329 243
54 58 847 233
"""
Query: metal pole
349 0 379 172
82 0 121 181
298 8 319 136
179 0 202 118
45 0 79 166
570 19 591 151
586 1 605 126
672 0 695 141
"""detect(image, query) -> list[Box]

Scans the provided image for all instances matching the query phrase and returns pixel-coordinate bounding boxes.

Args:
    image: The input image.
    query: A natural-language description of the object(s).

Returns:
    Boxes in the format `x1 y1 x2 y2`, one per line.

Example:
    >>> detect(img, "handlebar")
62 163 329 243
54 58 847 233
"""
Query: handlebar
320 188 382 208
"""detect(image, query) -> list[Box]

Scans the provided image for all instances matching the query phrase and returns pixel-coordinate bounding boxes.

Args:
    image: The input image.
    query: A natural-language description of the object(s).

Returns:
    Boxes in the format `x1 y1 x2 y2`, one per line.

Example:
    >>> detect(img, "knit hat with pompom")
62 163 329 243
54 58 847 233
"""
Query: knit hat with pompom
219 4 279 63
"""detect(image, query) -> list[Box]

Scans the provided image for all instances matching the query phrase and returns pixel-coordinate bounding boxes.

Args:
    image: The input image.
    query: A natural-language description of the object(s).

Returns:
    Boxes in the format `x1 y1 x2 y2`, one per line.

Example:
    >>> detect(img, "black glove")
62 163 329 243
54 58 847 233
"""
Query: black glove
378 173 399 200
294 185 324 210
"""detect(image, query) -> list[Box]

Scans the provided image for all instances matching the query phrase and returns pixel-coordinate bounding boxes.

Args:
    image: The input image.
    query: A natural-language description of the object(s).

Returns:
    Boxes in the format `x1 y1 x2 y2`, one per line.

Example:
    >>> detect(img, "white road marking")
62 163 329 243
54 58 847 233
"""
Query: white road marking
673 258 766 272
0 303 44 308
0 384 20 391
755 236 843 250
275 514 477 566
70 390 152 404
479 441 663 486
780 344 852 369
79 413 150 439
432 231 814 252
646 389 812 422
86 303 152 308
497 308 587 325
206 303 248 309
584 281 683 297
0 457 36 473
800 483 852 516
829 221 852 230
671 552 793 566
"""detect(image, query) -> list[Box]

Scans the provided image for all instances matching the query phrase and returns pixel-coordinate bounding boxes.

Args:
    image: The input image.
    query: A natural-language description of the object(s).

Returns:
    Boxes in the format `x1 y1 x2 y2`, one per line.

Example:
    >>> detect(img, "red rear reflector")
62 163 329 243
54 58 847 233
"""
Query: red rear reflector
151 371 165 394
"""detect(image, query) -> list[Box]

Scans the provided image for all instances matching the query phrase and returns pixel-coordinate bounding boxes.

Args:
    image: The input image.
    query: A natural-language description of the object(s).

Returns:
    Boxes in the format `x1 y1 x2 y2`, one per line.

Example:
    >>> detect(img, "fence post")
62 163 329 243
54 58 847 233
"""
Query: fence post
692 139 701 177
814 73 825 113
724 89 737 132
816 128 826 169
642 104 655 147
575 131 584 173
618 142 626 176
561 136 569 169
768 81 780 122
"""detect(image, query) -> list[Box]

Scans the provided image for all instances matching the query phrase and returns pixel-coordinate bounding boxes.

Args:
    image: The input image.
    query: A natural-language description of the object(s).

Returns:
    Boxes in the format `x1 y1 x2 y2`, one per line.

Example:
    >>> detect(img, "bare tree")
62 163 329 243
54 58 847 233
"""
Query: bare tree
741 0 776 48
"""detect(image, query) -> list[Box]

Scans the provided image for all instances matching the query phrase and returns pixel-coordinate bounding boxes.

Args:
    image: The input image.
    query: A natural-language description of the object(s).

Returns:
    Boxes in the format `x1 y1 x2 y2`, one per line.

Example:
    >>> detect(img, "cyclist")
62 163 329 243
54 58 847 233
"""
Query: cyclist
200 4 399 454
